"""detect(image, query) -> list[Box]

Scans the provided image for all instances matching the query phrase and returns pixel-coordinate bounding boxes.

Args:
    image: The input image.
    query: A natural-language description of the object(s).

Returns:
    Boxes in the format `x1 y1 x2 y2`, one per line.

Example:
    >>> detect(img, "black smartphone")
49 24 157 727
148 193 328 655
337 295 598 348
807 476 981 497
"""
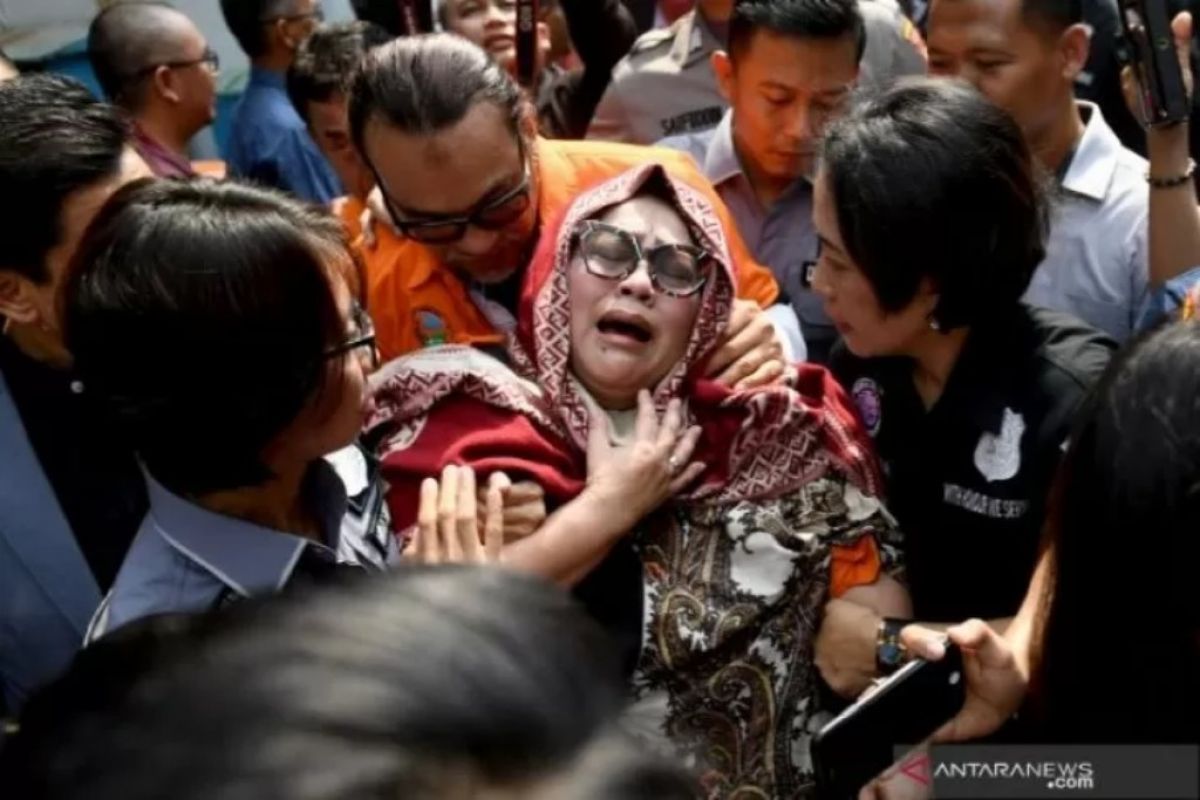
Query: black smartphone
811 643 965 800
1118 0 1190 127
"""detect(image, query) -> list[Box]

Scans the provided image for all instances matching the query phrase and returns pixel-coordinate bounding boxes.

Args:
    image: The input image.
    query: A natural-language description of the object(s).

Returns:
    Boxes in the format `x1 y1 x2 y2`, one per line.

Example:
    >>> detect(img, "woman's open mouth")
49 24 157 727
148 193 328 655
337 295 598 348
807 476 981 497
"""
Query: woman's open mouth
597 311 653 345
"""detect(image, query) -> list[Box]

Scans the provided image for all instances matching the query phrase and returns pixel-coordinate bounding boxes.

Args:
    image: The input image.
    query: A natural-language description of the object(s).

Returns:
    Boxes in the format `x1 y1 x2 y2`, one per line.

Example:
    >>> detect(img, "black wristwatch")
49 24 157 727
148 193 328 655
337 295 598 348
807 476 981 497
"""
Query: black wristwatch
876 617 912 675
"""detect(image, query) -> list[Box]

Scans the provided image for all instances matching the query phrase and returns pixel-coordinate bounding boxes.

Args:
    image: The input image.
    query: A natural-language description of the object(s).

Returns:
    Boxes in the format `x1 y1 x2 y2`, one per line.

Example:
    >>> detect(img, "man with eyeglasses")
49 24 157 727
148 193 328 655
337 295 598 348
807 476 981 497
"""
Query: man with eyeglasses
350 33 802 382
88 2 219 179
221 0 342 203
658 0 865 364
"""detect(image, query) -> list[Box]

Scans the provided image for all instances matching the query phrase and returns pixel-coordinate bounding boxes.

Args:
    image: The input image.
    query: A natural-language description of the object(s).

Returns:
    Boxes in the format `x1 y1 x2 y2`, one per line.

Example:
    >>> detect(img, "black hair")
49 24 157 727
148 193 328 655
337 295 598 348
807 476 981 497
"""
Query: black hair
348 33 524 159
0 74 128 284
87 1 187 109
2 567 699 799
821 77 1046 330
63 178 351 497
287 20 391 124
1021 0 1083 34
1031 321 1200 743
220 0 293 58
729 0 866 62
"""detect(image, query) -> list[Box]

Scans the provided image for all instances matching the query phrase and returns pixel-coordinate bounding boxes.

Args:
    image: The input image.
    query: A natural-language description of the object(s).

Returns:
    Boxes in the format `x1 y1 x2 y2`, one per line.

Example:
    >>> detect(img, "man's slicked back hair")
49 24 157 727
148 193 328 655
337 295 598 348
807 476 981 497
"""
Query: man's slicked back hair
348 33 523 157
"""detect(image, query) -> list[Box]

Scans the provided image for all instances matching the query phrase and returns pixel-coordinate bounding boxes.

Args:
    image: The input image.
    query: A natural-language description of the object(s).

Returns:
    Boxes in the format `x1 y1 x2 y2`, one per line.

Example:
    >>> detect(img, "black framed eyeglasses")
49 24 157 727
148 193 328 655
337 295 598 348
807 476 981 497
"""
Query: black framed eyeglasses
260 2 325 23
368 138 533 245
131 47 220 78
326 301 378 367
575 220 711 298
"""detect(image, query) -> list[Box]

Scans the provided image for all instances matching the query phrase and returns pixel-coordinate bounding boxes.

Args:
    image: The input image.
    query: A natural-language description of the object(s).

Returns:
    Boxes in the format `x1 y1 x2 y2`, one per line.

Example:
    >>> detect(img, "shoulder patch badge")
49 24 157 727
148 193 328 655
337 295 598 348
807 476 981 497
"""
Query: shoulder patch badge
414 308 448 348
851 377 883 437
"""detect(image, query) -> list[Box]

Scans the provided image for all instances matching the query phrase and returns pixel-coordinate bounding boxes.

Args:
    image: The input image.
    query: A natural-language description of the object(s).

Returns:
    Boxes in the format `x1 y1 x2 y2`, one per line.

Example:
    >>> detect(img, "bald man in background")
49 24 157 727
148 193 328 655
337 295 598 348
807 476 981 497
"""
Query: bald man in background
88 1 219 178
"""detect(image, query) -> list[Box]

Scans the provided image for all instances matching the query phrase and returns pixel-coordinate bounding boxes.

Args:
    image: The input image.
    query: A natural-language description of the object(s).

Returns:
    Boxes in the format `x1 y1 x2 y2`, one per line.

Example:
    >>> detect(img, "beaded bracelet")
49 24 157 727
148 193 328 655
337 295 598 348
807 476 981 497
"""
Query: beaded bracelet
1147 158 1197 188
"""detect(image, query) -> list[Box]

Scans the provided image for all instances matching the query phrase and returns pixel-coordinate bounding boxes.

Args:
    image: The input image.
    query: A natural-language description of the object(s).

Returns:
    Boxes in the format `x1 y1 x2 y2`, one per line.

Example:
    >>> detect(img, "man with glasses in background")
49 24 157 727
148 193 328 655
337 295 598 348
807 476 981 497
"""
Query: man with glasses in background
221 0 342 202
88 2 219 179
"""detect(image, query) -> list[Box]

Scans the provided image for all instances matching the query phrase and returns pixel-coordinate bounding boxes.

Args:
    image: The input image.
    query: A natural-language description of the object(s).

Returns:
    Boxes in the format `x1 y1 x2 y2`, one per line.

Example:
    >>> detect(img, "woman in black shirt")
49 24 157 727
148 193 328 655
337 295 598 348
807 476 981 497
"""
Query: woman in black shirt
810 79 1113 698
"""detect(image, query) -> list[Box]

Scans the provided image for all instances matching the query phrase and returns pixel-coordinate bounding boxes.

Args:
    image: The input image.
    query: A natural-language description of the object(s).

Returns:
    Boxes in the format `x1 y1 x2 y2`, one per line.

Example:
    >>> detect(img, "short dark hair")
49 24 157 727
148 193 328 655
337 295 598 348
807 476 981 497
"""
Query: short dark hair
88 1 188 109
348 33 524 158
288 20 391 124
220 0 293 58
64 178 351 497
821 77 1046 330
0 74 128 283
729 0 866 62
1020 0 1083 34
1 567 698 799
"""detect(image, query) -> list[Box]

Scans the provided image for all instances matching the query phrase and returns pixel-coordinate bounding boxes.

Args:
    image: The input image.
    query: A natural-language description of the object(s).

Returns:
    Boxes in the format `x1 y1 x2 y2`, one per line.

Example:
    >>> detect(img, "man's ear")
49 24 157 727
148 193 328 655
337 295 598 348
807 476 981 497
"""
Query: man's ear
0 270 41 326
153 65 182 105
712 50 735 105
278 18 303 52
1059 23 1091 82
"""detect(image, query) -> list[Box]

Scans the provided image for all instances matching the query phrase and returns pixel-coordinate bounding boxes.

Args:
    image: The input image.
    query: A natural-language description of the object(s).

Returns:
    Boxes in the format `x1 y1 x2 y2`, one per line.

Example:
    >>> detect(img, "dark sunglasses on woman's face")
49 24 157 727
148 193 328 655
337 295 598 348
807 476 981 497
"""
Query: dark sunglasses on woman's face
325 301 377 368
575 220 711 298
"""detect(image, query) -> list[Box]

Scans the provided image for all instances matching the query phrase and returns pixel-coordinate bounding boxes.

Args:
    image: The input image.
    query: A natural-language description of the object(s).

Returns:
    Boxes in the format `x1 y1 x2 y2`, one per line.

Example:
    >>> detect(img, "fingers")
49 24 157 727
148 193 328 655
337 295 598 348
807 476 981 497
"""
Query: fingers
656 398 684 451
708 320 767 382
483 482 504 563
704 299 757 376
1174 12 1194 99
634 389 656 442
946 618 1012 667
671 424 702 466
586 410 612 470
456 466 481 561
734 359 785 391
899 624 948 661
1174 11 1193 49
438 465 463 563
489 471 513 493
668 461 707 494
416 478 439 564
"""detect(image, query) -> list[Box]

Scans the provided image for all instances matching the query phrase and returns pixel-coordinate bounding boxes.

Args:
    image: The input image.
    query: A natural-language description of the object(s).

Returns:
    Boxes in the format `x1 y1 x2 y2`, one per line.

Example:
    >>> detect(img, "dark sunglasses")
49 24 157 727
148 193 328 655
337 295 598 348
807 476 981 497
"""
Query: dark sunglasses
325 301 378 367
575 220 711 298
369 139 533 245
132 47 219 78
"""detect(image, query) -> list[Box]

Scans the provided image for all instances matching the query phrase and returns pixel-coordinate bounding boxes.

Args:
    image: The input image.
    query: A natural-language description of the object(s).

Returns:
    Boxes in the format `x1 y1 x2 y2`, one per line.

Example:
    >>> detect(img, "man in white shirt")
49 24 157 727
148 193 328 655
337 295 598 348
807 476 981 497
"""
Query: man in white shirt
928 0 1148 343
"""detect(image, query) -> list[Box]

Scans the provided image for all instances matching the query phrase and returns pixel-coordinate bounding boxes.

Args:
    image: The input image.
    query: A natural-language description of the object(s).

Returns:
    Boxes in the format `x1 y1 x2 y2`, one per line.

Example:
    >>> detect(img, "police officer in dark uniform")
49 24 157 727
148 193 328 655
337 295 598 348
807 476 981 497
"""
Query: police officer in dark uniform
808 79 1114 696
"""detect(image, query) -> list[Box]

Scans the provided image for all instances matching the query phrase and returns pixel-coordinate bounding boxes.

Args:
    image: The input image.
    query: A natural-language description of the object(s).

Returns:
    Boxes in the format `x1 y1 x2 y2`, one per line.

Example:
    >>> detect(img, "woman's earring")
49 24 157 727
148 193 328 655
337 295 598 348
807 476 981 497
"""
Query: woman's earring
928 316 941 332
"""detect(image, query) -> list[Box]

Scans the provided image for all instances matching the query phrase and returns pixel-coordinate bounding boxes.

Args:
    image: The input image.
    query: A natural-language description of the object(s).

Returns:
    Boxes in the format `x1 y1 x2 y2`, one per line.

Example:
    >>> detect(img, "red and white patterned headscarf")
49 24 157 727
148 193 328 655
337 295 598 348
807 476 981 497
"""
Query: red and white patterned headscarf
369 164 881 529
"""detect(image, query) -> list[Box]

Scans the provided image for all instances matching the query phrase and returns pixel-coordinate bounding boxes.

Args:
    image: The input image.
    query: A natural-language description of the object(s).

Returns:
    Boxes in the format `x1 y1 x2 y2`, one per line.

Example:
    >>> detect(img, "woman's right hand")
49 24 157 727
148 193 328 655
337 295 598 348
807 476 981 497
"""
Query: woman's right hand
585 390 705 527
405 465 503 564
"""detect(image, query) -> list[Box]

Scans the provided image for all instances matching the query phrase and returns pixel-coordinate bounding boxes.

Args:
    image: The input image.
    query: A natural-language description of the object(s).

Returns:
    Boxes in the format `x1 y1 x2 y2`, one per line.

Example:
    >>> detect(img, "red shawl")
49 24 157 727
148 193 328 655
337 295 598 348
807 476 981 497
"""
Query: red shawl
368 164 879 530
